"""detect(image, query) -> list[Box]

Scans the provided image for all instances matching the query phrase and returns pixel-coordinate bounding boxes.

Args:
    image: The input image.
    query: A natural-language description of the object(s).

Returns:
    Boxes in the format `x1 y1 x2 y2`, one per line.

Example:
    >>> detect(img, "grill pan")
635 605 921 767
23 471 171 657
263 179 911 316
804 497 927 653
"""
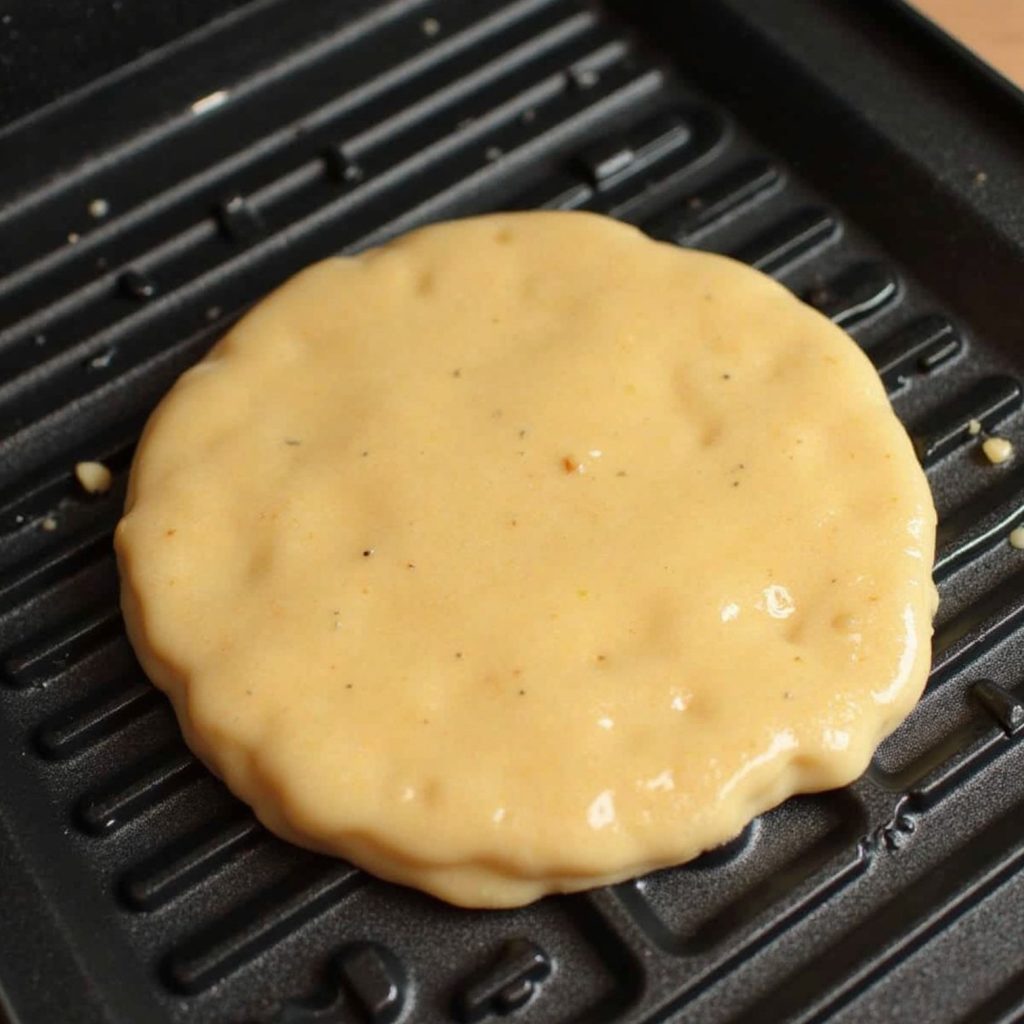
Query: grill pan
3 1 1024 1021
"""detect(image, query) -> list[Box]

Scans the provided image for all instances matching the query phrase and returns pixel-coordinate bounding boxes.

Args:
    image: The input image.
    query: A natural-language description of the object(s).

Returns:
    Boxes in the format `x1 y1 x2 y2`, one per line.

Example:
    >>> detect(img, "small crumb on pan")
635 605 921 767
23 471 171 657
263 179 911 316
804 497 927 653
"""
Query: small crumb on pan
75 460 113 494
982 437 1014 465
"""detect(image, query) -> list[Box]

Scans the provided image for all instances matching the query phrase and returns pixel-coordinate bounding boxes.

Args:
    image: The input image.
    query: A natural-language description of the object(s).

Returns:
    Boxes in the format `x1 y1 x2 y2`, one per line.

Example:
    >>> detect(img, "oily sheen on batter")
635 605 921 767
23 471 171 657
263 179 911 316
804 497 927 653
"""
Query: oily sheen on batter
116 211 937 907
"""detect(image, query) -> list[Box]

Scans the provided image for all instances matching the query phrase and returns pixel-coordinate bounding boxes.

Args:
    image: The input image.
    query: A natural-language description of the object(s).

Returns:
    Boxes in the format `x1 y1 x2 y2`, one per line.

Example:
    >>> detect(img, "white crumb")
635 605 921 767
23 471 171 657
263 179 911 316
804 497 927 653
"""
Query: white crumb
1010 526 1024 550
75 460 113 494
982 436 1014 465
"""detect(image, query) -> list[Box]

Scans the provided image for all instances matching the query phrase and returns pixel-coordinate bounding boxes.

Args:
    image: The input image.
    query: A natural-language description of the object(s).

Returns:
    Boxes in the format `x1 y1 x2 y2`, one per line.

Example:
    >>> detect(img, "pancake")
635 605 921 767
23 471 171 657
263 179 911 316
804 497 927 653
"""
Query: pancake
115 211 937 907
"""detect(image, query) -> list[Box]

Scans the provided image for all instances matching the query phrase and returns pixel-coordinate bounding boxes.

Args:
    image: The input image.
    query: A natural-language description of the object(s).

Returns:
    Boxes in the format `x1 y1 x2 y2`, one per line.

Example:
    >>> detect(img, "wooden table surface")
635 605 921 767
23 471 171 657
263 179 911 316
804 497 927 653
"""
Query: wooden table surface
913 0 1024 85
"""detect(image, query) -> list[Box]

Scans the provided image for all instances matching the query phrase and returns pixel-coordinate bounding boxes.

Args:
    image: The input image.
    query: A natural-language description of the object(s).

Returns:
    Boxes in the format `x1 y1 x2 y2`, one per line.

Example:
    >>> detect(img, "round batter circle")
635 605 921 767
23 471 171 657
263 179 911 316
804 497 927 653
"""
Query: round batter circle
116 211 937 907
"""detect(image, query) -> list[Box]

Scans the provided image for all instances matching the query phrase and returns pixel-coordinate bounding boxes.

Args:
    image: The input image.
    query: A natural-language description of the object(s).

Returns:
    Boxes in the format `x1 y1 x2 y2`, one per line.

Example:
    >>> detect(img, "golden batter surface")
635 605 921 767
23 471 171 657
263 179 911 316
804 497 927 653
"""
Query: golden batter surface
116 212 937 907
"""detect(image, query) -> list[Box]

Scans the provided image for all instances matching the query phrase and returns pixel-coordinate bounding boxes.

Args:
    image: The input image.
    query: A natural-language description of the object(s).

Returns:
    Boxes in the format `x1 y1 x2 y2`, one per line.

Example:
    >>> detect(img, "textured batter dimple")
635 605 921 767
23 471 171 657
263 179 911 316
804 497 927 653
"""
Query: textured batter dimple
115 211 937 908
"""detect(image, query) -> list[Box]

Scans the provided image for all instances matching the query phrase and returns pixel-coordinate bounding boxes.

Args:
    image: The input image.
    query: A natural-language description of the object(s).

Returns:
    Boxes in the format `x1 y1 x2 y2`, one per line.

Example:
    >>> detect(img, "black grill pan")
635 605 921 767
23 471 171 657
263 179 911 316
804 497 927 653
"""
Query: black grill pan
3 1 1024 1021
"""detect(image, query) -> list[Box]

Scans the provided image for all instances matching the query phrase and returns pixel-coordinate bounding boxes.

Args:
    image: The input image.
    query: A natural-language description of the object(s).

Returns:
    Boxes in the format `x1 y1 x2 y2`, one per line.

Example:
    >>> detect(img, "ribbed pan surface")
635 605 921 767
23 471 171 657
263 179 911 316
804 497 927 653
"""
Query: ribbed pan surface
2 1 1024 1021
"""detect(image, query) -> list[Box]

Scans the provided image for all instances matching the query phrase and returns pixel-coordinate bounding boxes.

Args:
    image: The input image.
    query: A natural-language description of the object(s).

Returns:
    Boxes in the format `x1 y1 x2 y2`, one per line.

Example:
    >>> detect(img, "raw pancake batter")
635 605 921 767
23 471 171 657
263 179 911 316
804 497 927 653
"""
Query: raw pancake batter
116 211 937 907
